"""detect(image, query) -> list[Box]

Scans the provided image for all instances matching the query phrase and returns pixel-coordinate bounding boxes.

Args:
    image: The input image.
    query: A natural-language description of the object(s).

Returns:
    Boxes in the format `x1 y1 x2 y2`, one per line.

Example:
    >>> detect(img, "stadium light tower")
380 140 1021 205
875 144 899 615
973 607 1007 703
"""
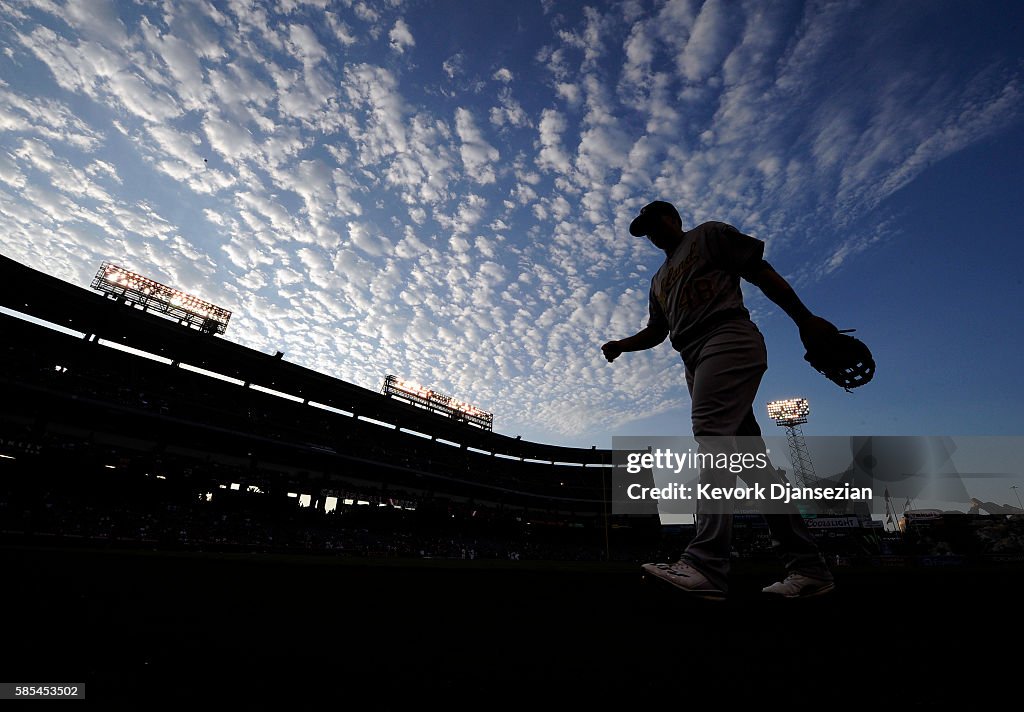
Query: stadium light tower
91 262 232 335
766 398 821 490
381 375 493 431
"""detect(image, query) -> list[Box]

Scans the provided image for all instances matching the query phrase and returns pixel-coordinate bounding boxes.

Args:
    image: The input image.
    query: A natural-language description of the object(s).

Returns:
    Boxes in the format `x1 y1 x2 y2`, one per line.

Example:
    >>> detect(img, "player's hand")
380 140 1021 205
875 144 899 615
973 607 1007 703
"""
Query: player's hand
601 340 623 363
797 315 839 347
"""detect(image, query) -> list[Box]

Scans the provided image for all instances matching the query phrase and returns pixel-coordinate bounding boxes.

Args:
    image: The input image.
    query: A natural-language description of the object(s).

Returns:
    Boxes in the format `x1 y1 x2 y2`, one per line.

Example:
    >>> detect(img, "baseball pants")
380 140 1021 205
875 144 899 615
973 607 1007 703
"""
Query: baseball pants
680 319 831 590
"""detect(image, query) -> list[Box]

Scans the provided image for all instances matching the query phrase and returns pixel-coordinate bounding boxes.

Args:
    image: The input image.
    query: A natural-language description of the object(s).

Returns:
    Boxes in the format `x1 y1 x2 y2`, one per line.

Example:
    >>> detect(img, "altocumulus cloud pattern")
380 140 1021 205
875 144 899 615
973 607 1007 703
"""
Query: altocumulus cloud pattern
0 0 1020 446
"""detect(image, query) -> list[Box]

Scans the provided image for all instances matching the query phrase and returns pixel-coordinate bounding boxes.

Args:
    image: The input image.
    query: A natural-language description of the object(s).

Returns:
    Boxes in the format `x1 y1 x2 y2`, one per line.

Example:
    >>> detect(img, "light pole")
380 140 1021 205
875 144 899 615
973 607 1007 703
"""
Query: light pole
767 398 823 518
766 398 819 488
1012 485 1023 513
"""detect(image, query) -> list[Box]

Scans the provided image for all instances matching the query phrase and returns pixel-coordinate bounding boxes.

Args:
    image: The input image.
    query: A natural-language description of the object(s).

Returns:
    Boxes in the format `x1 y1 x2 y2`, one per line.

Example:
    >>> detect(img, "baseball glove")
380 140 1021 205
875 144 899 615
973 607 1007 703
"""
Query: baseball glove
802 327 875 391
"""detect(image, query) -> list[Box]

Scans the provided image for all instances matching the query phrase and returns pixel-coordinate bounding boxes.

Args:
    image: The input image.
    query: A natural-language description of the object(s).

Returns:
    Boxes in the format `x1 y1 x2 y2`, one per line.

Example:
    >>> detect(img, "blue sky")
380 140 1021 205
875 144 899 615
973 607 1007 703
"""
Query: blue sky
1 0 1022 483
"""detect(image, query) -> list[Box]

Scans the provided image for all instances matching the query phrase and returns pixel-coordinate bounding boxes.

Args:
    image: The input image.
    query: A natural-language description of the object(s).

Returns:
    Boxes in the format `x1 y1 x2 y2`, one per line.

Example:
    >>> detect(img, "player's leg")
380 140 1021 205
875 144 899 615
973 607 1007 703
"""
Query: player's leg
732 410 832 581
679 321 769 591
758 478 835 596
731 368 835 596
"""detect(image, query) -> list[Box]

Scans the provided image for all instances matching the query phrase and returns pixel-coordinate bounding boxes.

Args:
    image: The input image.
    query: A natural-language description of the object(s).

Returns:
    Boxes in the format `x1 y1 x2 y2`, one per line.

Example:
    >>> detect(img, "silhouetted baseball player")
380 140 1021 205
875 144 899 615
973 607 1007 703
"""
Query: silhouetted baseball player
602 201 836 599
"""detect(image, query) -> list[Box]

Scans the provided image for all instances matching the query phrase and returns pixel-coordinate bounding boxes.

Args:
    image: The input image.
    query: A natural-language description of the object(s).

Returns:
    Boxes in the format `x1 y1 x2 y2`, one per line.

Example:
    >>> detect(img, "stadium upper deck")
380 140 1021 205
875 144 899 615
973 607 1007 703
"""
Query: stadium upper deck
0 254 620 513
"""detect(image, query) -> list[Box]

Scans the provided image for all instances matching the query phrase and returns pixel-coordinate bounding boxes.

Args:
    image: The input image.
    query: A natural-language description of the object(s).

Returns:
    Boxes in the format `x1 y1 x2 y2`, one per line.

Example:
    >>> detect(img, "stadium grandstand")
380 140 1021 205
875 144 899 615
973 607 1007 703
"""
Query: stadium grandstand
0 254 680 563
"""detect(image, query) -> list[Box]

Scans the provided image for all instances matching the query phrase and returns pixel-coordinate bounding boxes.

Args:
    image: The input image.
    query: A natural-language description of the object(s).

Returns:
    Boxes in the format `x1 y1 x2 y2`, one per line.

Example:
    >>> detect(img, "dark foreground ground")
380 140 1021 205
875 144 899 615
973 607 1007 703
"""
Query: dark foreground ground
4 545 1021 708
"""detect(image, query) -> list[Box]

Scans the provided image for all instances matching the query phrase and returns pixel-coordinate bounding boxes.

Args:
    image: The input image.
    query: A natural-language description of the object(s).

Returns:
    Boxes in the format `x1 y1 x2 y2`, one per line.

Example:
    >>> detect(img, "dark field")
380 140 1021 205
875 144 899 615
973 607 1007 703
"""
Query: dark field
4 545 1020 708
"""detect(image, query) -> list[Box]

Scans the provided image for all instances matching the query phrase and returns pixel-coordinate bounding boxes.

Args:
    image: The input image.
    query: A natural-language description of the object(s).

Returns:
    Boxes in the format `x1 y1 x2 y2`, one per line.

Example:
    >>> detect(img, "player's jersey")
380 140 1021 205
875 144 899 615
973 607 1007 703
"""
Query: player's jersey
647 221 764 352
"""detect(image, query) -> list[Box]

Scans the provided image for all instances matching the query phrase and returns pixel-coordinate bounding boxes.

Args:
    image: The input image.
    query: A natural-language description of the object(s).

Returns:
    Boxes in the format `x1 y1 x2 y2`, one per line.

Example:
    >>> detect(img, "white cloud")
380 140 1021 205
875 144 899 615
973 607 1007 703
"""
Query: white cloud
236 191 295 233
0 151 26 189
64 0 129 48
621 19 654 87
287 24 328 65
536 109 571 175
343 63 409 163
490 88 530 129
139 17 208 112
678 0 735 82
352 2 380 24
203 114 258 161
325 12 358 46
455 108 500 184
18 27 182 123
442 52 465 79
0 85 103 150
389 18 415 54
348 220 393 257
145 123 204 166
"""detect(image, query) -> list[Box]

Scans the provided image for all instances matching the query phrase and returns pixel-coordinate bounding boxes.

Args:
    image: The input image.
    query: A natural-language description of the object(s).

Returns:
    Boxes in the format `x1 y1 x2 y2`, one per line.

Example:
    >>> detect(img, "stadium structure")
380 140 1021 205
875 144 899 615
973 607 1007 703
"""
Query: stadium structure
0 254 667 562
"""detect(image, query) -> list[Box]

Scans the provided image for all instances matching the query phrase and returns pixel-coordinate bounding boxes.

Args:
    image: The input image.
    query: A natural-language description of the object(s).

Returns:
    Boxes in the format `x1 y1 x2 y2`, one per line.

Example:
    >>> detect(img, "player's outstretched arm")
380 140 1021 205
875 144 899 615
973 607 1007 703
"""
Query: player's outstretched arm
746 260 875 389
601 325 668 362
743 261 837 341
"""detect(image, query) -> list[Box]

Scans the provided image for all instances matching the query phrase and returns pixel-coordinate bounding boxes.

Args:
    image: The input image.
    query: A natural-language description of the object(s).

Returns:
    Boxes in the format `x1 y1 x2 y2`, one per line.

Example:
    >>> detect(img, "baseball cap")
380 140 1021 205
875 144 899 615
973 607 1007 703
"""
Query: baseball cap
628 200 680 237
